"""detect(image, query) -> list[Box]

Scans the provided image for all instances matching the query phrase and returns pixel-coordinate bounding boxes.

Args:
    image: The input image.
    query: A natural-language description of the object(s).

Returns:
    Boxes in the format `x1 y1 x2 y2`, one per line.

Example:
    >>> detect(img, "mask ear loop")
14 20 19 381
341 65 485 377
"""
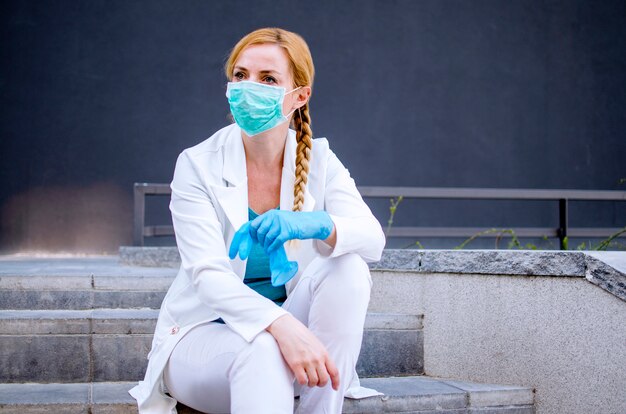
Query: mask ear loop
286 86 303 128
292 86 303 136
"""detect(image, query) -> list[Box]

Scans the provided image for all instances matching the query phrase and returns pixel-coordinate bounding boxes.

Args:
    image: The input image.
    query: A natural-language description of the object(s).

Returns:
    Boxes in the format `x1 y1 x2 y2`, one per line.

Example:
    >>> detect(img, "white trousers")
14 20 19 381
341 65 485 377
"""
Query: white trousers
163 253 372 414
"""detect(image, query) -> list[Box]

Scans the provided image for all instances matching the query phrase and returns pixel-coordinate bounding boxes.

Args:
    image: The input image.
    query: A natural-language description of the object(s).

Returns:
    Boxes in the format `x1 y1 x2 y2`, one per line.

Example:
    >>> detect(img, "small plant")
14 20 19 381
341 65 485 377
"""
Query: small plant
589 226 626 251
400 240 427 249
562 227 626 251
454 228 524 250
541 234 556 249
383 188 625 251
385 196 403 237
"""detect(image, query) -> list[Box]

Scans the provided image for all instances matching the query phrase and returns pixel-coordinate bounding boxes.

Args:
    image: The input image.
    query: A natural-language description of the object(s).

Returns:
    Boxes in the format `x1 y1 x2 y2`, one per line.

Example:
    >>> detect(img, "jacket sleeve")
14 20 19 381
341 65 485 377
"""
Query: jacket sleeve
314 148 386 262
169 150 288 343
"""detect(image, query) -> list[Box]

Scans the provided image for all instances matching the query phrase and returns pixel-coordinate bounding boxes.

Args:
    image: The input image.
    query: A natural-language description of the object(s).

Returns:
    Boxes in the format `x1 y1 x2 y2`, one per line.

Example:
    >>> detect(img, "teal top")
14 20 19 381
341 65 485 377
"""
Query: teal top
244 206 287 306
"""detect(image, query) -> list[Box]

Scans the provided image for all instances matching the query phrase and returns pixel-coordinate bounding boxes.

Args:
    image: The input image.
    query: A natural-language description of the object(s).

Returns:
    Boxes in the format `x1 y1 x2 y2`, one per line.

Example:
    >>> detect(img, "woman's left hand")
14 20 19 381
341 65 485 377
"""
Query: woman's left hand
228 222 299 286
248 210 334 253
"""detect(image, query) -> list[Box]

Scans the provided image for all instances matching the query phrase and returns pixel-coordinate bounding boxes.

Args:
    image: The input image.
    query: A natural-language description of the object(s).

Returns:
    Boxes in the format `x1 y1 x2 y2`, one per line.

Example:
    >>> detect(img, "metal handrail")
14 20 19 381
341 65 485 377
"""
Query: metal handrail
133 183 626 249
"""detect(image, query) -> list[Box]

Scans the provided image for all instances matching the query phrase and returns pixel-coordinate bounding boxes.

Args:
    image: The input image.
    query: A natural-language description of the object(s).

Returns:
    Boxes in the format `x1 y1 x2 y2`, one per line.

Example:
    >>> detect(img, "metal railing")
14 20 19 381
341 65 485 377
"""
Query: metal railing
133 183 626 249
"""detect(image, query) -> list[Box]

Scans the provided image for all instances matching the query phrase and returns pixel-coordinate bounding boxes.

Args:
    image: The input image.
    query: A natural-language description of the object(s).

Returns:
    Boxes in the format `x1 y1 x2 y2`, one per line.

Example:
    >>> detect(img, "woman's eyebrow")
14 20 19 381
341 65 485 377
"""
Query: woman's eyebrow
233 66 281 76
258 69 282 75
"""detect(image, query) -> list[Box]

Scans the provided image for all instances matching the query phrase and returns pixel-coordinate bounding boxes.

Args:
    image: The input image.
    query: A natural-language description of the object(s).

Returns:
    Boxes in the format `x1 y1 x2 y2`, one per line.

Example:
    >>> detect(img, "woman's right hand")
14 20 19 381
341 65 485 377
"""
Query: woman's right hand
265 313 340 391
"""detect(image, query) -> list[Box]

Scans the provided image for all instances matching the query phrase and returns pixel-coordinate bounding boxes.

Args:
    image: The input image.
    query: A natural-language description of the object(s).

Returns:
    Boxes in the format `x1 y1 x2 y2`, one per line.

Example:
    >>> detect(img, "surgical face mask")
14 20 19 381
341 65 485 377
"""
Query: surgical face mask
226 80 301 136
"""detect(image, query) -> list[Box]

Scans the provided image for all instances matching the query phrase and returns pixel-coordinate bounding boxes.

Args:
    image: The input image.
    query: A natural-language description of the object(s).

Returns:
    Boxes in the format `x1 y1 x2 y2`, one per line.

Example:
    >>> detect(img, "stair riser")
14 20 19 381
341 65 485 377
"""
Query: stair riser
357 329 423 377
0 335 151 383
0 329 423 383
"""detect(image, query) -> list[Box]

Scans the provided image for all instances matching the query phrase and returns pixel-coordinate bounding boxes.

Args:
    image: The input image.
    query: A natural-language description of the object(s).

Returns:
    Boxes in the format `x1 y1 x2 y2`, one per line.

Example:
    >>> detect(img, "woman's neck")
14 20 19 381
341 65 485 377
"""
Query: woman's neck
241 123 289 170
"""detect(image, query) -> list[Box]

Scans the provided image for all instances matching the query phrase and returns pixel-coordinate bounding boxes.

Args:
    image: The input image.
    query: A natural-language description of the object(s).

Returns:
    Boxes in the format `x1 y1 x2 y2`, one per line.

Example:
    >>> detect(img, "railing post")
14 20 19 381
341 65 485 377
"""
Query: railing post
133 184 145 246
558 198 568 250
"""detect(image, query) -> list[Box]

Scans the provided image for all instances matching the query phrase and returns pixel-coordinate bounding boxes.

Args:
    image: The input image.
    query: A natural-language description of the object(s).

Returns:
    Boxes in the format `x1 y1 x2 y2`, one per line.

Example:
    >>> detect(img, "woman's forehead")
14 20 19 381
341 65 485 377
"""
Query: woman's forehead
235 43 290 75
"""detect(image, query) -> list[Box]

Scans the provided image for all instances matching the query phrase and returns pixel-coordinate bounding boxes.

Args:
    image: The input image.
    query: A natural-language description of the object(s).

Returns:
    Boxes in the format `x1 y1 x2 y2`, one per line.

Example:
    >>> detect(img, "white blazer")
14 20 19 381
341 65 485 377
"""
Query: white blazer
129 123 386 413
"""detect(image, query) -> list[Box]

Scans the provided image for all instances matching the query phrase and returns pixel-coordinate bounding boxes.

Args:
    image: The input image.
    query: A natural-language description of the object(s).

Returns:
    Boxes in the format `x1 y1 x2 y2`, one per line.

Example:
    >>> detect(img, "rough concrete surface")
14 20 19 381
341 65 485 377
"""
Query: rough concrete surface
368 270 625 414
113 247 625 301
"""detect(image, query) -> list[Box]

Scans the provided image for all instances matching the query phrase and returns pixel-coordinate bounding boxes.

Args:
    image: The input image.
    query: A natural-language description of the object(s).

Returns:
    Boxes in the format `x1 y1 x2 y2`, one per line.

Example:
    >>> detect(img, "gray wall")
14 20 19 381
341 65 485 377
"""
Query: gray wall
2 0 625 253
368 268 626 414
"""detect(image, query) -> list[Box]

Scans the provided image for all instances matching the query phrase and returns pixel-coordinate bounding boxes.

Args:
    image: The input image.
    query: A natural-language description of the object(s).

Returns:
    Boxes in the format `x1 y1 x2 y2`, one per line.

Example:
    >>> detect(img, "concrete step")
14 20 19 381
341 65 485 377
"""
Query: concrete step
0 257 175 310
0 376 535 414
0 310 423 383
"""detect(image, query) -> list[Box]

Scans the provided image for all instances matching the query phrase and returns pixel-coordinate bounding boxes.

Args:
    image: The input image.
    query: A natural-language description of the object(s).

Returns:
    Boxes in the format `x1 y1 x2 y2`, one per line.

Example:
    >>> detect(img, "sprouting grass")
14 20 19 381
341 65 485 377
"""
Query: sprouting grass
576 226 626 251
384 194 625 251
454 228 532 250
385 196 403 238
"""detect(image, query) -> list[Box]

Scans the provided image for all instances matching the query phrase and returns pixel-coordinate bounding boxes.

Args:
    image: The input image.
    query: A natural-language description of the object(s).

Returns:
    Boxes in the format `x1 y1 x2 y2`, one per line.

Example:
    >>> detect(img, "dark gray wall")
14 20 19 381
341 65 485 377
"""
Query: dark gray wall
1 0 625 252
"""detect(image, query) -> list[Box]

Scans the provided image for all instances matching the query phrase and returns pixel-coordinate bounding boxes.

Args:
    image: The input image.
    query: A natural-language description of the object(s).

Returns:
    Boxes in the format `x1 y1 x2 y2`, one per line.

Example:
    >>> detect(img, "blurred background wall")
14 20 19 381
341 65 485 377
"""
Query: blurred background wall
1 0 625 253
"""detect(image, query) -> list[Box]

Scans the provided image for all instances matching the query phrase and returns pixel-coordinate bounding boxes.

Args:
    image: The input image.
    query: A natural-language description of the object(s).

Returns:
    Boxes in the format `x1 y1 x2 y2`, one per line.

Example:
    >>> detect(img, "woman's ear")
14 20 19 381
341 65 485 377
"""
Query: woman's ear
293 86 312 110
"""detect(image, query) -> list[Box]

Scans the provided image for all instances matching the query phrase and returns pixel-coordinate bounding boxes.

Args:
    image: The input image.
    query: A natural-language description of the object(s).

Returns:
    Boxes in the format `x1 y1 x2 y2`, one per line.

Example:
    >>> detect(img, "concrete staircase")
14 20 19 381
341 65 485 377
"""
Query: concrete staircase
0 256 535 413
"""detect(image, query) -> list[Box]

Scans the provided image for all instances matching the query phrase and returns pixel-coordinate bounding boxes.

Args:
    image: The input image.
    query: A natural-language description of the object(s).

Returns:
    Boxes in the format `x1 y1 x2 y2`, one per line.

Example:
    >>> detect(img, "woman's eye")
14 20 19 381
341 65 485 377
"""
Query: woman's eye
263 76 277 84
233 72 245 80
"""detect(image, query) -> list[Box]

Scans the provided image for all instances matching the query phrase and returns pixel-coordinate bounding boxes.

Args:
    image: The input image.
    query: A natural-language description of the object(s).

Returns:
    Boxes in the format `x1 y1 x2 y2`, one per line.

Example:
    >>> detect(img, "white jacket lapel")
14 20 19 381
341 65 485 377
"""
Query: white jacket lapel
211 127 316 235
210 126 248 232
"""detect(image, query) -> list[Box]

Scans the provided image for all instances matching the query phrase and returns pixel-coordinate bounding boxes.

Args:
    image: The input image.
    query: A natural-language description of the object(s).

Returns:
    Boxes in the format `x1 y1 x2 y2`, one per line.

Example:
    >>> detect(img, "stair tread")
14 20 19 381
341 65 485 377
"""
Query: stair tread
0 376 534 412
0 256 177 292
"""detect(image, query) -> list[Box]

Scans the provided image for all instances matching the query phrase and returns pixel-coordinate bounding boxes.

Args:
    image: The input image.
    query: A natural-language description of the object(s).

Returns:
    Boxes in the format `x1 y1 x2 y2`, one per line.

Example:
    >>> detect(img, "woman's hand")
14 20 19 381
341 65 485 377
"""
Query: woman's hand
250 210 334 253
266 313 340 391
228 223 299 286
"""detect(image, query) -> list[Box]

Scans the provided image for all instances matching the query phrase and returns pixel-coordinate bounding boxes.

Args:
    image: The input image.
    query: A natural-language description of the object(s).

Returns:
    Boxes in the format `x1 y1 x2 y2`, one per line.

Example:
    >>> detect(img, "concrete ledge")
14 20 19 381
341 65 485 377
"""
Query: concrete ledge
0 377 534 414
584 252 626 300
118 247 625 301
7 249 624 302
119 247 181 268
437 379 535 407
374 249 588 277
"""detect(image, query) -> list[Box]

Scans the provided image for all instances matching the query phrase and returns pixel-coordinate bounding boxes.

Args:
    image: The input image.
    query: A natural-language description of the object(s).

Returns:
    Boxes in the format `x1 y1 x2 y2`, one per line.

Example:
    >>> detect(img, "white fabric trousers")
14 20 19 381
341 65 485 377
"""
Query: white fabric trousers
162 252 372 414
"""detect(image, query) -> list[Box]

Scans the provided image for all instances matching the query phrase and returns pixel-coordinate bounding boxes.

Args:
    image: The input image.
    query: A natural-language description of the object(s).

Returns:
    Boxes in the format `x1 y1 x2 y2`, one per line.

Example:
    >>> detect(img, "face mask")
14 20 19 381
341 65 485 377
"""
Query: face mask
226 80 301 136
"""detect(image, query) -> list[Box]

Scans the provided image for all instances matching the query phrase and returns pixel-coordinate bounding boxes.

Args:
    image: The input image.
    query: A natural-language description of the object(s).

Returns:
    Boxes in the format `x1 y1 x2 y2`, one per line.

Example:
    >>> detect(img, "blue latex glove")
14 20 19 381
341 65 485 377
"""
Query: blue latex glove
268 245 298 287
229 221 299 287
249 210 334 253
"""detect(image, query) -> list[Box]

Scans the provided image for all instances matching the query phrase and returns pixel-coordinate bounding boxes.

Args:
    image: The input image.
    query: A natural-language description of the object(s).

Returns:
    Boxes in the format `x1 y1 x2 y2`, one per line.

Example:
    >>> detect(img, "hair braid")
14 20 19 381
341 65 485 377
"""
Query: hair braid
292 105 313 212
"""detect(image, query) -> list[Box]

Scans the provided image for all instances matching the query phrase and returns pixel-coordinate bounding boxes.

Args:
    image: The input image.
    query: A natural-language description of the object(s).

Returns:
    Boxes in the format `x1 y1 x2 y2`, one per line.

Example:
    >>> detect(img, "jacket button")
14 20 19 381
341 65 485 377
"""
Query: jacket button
170 326 179 335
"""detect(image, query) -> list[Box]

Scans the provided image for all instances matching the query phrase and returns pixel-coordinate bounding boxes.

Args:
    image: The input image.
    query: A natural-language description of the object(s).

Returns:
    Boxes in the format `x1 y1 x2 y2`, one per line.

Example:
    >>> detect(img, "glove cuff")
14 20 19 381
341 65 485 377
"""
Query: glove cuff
309 211 334 240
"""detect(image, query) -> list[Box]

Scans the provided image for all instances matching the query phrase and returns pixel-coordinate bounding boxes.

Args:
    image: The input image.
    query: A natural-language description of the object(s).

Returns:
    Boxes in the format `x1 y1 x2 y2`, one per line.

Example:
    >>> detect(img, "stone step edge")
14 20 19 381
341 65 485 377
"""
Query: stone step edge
0 376 535 412
0 310 423 335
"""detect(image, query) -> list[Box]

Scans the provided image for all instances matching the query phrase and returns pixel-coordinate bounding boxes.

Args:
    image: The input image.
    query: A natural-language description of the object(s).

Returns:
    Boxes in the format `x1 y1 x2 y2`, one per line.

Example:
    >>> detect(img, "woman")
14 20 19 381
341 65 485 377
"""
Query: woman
129 27 386 414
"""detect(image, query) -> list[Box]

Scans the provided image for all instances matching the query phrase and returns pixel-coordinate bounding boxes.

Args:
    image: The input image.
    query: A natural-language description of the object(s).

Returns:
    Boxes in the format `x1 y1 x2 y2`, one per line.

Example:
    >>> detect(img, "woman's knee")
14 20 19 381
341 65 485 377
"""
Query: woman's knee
323 253 372 293
235 331 290 373
248 331 281 356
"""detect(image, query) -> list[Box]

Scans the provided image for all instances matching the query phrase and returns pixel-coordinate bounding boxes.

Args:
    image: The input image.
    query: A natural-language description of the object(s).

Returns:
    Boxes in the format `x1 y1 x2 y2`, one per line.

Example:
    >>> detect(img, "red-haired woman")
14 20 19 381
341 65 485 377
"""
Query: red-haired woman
130 28 385 414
